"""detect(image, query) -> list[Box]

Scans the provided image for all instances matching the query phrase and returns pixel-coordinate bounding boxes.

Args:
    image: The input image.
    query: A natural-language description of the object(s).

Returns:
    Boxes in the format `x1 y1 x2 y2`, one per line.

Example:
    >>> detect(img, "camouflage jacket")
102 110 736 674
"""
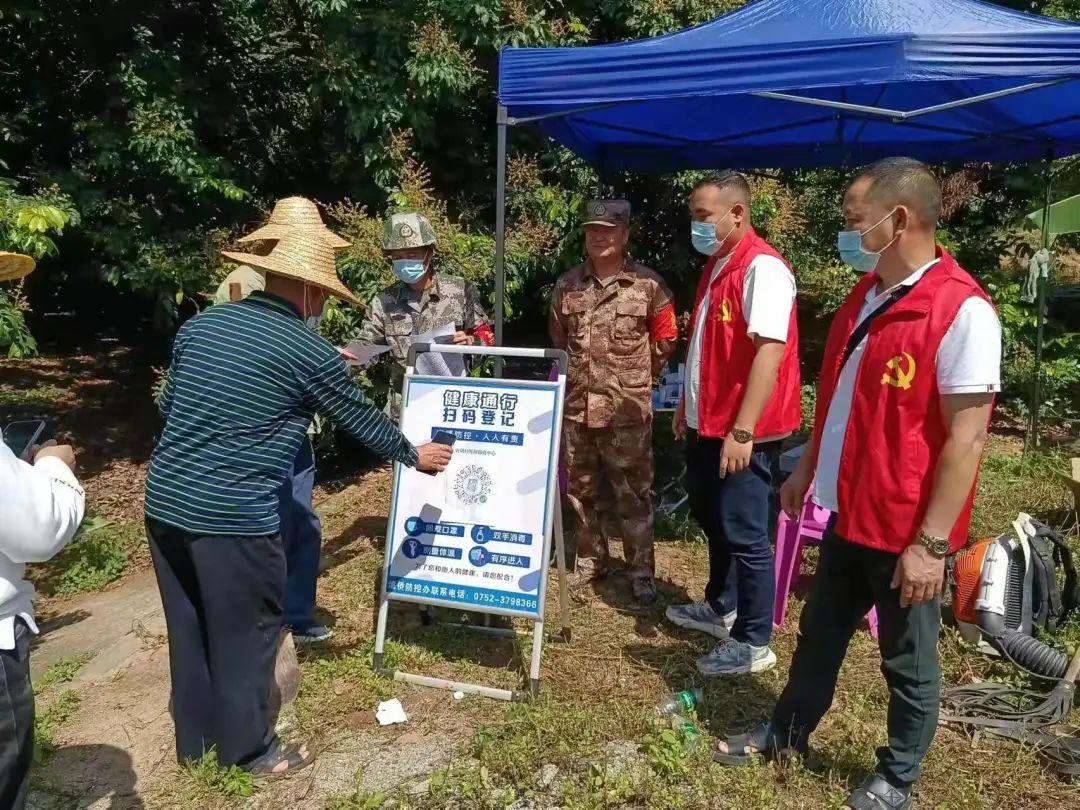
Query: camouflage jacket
549 259 675 428
356 272 491 416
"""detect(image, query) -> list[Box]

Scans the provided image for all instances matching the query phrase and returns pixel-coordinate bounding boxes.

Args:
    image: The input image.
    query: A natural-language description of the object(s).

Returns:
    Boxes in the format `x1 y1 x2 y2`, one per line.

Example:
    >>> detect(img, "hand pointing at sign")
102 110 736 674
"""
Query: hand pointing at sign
416 441 453 473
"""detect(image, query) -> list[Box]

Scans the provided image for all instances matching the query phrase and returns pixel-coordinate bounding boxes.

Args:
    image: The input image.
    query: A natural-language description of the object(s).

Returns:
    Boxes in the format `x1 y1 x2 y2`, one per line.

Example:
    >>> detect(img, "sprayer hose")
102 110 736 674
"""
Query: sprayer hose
998 630 1069 680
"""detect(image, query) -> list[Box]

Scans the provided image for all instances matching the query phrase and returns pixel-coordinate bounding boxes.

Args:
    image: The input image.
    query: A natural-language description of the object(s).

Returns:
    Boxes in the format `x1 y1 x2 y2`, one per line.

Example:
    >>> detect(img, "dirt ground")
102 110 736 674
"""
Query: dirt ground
18 462 1079 809
4 349 1079 809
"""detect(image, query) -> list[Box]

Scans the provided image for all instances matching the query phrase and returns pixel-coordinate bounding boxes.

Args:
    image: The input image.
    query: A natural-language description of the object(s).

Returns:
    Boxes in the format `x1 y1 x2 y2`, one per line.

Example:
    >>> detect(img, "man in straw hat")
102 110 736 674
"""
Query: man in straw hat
355 211 495 418
213 198 346 647
212 197 349 305
145 228 452 776
1 252 87 810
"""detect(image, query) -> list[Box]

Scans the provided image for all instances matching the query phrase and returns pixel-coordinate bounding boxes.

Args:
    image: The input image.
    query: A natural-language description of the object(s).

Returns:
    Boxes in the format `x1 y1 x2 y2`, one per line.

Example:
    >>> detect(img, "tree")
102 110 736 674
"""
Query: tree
0 0 1076 426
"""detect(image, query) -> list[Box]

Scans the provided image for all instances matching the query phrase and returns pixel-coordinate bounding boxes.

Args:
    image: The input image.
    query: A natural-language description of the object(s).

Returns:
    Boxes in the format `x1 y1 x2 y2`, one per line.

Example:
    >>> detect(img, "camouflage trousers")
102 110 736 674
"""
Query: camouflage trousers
563 420 655 580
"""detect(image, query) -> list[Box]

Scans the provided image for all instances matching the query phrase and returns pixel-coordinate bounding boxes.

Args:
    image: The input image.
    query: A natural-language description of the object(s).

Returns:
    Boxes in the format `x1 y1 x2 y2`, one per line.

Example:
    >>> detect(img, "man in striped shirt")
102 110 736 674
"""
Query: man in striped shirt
145 231 450 776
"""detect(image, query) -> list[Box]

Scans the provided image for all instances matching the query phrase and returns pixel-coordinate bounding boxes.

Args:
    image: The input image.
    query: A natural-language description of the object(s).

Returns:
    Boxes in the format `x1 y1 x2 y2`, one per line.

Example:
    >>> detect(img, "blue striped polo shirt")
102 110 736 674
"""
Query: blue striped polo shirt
145 291 418 536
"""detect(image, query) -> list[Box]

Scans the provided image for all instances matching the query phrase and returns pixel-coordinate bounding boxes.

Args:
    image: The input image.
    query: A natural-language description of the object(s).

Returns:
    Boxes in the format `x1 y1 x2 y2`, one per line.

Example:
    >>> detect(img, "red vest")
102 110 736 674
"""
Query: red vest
811 249 994 554
690 229 802 439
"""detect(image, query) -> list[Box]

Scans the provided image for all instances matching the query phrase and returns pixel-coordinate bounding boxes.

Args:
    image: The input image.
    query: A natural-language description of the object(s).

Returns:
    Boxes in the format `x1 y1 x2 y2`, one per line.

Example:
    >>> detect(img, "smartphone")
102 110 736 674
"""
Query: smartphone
432 430 457 447
421 430 457 476
3 420 48 462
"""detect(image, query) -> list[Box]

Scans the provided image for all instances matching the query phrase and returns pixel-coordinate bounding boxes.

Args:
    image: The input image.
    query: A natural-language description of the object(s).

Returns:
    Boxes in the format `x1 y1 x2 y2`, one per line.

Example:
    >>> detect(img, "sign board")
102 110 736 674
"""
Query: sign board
382 375 561 620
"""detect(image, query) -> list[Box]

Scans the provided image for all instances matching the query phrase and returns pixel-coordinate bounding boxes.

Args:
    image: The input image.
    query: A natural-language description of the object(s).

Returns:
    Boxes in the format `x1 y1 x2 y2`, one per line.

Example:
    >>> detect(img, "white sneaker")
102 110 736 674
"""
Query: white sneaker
665 601 737 639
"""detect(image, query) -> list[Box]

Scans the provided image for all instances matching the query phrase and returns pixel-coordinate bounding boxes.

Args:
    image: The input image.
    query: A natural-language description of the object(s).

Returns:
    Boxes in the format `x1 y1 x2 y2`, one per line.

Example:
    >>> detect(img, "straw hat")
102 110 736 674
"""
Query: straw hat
238 196 351 249
221 231 360 306
0 251 36 283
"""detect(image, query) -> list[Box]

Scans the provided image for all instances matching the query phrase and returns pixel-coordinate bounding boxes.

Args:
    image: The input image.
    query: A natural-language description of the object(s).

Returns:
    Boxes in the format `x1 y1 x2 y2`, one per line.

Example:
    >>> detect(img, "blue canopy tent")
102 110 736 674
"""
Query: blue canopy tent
493 0 1080 443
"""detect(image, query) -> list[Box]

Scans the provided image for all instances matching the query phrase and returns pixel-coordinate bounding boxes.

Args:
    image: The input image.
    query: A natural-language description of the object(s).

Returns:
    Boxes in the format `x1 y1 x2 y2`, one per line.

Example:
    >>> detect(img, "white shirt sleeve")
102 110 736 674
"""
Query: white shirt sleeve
936 296 1002 394
0 437 86 564
742 254 796 342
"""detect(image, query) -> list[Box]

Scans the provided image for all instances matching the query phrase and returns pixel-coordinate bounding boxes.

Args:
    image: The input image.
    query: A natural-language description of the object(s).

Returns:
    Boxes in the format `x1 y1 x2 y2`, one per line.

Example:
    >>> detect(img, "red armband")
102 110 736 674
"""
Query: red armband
649 303 678 341
469 324 496 346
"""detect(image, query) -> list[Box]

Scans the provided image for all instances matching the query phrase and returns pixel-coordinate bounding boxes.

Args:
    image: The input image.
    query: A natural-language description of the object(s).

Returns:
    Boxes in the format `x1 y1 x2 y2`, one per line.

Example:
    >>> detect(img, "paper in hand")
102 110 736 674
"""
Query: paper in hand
339 341 391 367
413 323 465 377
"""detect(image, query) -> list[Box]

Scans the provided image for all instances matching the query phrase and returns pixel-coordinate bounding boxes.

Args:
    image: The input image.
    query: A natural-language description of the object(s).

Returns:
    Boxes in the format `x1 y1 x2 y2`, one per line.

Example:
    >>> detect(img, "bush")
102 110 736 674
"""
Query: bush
986 278 1080 429
0 285 36 357
0 179 78 356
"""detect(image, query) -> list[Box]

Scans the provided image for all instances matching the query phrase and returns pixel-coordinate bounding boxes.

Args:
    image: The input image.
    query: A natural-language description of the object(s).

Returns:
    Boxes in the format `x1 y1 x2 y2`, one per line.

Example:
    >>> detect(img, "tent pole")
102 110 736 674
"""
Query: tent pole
494 106 509 377
1029 159 1053 449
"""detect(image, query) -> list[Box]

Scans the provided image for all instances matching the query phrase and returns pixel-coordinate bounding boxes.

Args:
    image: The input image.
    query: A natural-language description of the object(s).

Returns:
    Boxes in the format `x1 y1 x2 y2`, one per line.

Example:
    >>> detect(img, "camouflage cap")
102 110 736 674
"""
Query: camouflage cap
381 212 438 251
583 200 630 228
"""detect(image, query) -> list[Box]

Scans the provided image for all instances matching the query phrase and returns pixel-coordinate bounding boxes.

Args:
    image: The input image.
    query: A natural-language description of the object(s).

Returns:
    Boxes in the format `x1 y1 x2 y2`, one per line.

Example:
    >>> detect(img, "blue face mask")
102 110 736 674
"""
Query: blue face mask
837 209 897 273
690 210 736 257
392 258 427 285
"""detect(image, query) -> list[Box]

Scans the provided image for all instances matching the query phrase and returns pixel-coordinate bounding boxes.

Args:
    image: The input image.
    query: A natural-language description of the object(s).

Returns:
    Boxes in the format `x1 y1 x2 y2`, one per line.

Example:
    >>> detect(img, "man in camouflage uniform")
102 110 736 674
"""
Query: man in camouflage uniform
549 200 678 606
356 212 494 418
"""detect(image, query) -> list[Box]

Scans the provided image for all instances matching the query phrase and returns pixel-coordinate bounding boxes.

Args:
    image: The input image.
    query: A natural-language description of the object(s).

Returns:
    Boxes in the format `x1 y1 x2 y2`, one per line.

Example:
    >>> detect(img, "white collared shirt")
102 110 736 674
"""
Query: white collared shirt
685 253 796 440
813 259 1002 512
0 430 86 649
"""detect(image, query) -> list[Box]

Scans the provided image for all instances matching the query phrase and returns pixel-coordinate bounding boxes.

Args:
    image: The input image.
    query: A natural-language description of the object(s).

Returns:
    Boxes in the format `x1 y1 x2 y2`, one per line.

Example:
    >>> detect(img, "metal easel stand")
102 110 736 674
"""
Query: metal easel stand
373 344 572 701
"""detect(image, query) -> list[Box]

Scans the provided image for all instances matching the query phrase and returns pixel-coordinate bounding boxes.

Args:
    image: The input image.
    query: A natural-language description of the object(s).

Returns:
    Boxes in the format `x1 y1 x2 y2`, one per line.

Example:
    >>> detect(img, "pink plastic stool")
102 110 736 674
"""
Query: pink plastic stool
773 487 878 638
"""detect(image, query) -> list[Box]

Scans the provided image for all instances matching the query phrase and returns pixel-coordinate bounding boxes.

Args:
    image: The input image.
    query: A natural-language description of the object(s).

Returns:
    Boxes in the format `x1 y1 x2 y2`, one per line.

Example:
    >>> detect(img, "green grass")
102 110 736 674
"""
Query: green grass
180 751 254 799
30 514 138 597
971 443 1076 539
147 456 1079 809
33 690 81 763
35 654 92 692
0 383 67 408
32 654 93 764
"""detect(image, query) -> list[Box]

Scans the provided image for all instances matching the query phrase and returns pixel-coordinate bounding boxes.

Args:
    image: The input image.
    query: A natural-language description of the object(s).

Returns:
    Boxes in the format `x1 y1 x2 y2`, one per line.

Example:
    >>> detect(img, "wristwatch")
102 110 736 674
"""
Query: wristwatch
915 529 950 559
730 427 754 444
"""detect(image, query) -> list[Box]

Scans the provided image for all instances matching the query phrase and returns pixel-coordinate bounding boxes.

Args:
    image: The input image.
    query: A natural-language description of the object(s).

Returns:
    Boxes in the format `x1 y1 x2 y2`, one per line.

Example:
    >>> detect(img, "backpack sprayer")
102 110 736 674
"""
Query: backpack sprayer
942 513 1080 779
951 513 1077 678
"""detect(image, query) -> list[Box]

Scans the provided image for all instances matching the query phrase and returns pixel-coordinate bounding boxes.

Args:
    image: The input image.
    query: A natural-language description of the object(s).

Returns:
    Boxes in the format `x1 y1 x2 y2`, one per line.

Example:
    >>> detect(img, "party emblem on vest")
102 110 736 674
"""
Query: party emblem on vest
881 352 916 390
717 298 733 323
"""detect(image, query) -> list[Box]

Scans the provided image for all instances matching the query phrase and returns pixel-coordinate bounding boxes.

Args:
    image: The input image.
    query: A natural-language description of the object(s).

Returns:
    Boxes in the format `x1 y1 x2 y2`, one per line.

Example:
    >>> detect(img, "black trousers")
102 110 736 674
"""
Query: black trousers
685 431 781 647
146 518 286 767
771 525 942 787
0 620 33 810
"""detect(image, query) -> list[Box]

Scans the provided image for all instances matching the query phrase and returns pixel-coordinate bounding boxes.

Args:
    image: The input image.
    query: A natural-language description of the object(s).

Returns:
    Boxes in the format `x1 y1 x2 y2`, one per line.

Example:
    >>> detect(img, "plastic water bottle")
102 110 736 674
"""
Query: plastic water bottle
669 715 702 750
653 688 704 717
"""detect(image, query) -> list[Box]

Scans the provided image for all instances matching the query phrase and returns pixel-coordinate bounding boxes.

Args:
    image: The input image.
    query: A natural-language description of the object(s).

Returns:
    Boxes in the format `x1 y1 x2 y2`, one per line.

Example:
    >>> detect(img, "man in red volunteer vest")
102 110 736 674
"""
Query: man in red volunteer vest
666 172 802 675
715 159 1001 810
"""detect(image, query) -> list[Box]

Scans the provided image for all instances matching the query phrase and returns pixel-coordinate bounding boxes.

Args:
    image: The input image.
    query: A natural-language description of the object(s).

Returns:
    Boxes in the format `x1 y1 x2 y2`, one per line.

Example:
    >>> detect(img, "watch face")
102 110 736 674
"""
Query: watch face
731 428 753 443
921 534 949 556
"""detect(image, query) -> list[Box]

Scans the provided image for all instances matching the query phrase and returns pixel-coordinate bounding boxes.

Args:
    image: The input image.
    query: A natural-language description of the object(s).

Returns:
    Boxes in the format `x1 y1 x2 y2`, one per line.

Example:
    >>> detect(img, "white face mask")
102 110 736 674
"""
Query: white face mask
302 285 324 331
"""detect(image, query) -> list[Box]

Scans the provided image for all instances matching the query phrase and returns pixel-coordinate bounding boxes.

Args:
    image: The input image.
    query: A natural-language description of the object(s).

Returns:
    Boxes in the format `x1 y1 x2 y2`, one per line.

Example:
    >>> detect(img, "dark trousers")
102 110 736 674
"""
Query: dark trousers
0 620 33 810
771 526 942 787
146 518 285 766
278 440 322 632
685 430 779 647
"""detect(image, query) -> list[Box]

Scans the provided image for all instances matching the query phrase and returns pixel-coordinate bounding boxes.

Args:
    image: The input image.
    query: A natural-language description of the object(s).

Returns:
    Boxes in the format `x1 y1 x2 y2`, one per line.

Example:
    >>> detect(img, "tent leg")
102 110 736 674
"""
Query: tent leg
1029 161 1053 450
494 106 509 378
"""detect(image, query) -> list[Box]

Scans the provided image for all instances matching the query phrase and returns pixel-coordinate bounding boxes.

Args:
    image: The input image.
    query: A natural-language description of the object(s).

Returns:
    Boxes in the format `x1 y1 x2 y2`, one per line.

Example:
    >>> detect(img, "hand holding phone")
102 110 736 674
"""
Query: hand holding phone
34 442 77 471
416 432 455 475
3 420 48 462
